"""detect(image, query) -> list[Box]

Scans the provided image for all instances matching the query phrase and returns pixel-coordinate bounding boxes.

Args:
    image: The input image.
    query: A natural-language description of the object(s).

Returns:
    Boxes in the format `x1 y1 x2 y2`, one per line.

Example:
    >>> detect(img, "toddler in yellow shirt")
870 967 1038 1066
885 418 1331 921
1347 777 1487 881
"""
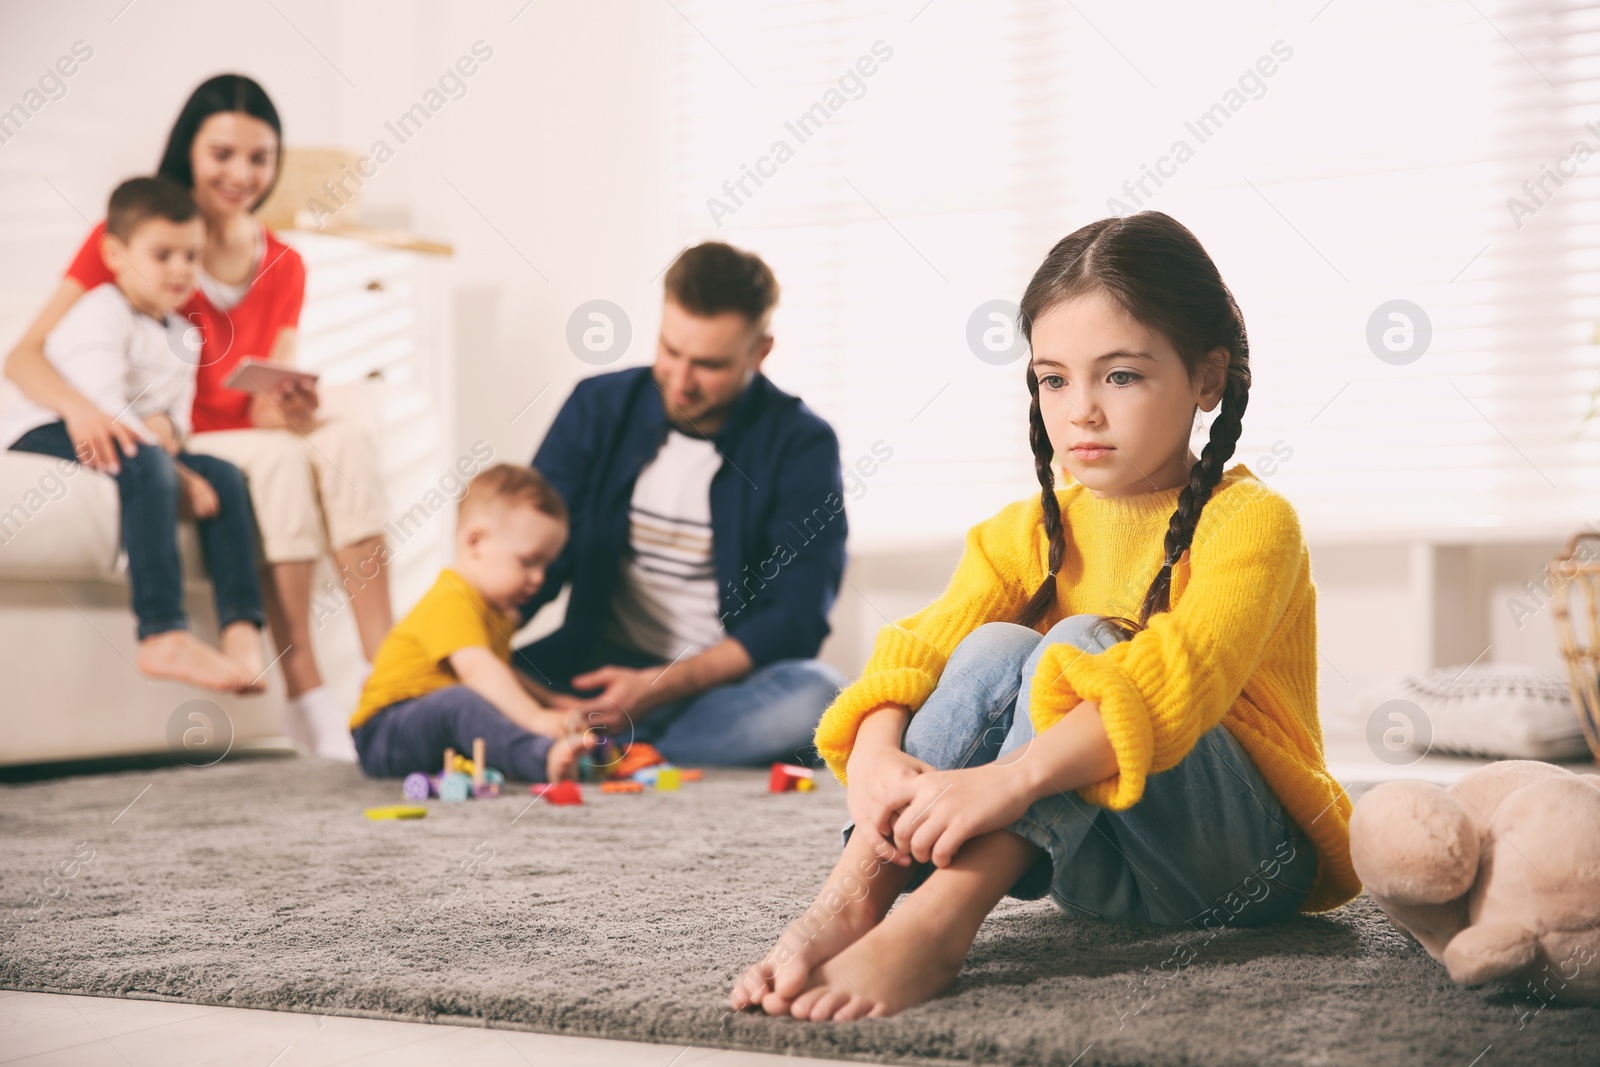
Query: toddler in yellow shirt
731 211 1358 1021
351 464 589 783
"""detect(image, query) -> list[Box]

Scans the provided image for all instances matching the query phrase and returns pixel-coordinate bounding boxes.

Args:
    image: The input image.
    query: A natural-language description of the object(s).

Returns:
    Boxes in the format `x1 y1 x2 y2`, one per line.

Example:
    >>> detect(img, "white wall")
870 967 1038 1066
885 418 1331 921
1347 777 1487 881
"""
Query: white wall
2 2 1580 739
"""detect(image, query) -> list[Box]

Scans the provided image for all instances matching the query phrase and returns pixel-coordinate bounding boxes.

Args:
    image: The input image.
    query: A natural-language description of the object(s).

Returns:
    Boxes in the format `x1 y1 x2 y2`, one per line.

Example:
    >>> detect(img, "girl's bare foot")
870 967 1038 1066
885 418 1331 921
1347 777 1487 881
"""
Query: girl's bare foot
782 829 1042 1021
219 621 267 693
730 829 914 1013
544 731 597 782
787 902 968 1020
137 630 253 692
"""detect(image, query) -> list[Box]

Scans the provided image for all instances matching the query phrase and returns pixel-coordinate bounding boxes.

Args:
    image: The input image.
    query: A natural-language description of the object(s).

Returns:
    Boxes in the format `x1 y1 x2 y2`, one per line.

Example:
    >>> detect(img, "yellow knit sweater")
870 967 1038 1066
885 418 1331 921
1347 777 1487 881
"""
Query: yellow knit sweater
814 461 1359 914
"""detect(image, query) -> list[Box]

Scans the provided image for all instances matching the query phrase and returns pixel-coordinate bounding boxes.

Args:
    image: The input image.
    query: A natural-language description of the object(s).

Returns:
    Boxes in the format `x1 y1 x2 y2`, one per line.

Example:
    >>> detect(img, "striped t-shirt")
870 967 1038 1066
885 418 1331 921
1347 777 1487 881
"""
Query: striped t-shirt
602 427 727 660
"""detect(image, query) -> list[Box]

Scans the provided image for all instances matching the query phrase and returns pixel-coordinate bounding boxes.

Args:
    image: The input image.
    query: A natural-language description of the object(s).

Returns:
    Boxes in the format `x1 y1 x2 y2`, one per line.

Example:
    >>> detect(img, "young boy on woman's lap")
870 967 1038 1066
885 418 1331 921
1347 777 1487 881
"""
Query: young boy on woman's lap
2 176 266 692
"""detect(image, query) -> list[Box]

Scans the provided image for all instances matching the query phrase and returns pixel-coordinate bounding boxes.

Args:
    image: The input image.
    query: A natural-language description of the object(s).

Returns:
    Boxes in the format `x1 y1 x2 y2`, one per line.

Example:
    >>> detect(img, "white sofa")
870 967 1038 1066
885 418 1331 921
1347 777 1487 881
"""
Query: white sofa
0 383 408 766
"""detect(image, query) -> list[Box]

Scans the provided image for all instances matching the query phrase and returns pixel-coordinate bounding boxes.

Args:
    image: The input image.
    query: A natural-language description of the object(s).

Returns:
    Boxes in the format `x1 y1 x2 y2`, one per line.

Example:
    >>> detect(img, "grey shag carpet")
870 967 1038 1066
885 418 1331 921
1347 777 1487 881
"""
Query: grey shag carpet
3 758 1599 1066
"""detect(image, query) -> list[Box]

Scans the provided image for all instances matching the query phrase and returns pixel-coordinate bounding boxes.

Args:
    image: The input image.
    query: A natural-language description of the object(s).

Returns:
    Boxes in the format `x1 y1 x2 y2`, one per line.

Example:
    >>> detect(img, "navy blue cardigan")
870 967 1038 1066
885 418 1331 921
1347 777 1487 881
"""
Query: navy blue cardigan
515 366 847 670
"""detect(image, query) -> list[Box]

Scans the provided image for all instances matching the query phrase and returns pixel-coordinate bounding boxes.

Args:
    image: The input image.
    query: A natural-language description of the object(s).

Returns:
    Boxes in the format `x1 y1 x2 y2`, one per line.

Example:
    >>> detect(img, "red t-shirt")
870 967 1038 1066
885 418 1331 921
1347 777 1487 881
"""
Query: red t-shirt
65 221 306 433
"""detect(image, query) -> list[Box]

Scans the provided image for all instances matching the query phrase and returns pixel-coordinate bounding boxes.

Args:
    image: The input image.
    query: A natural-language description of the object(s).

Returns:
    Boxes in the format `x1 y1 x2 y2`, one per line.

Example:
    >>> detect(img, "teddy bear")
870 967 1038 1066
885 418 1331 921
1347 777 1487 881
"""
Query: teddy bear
1348 759 1600 1006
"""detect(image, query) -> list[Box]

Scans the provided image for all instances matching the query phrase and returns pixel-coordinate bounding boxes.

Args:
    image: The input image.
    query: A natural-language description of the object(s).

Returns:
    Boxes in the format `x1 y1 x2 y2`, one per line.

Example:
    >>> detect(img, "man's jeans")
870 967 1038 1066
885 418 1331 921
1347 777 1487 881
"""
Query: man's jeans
515 636 845 767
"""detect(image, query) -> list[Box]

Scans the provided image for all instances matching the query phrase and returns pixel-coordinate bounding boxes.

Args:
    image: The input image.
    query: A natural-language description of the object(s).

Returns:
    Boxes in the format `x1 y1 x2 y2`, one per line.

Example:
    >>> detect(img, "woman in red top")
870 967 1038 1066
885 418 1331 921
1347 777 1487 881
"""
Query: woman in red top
4 75 393 758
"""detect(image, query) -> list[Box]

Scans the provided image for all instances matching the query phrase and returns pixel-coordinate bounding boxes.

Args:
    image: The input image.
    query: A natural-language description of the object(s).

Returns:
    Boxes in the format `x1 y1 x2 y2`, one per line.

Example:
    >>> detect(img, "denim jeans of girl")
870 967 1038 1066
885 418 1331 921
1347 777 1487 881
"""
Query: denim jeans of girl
841 614 1318 927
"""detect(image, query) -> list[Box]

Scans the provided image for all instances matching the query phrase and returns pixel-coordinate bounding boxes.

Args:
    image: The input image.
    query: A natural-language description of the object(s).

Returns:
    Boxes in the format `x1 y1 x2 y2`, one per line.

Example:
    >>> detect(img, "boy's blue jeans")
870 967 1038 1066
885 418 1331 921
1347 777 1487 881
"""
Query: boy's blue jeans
353 685 557 783
842 615 1319 928
515 636 845 767
10 421 266 640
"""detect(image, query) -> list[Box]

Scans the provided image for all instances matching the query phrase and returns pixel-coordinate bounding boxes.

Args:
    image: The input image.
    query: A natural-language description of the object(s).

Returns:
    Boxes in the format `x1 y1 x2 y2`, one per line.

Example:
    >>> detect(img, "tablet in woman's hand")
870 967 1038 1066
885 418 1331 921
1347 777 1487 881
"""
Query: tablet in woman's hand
222 358 320 395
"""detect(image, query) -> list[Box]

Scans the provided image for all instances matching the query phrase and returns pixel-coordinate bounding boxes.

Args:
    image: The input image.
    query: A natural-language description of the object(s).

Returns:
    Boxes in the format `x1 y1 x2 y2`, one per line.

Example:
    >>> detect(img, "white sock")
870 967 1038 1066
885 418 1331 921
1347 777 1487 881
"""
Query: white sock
290 686 358 762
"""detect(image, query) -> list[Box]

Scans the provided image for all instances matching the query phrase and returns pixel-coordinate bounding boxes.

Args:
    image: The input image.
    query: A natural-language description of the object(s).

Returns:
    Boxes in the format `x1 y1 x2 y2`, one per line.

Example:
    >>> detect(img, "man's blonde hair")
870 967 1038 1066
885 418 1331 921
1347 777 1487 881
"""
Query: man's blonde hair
458 464 568 524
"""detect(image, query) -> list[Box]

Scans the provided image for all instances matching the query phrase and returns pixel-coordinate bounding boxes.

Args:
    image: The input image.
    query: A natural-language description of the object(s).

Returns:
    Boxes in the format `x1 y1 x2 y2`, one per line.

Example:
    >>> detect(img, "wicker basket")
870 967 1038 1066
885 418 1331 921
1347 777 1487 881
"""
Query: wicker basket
1548 531 1600 761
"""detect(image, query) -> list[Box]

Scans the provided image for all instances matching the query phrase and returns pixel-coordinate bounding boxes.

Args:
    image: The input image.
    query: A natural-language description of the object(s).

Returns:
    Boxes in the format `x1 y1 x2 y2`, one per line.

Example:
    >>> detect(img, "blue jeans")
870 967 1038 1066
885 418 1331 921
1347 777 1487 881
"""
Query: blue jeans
10 421 265 640
514 636 845 767
352 685 558 783
843 614 1318 928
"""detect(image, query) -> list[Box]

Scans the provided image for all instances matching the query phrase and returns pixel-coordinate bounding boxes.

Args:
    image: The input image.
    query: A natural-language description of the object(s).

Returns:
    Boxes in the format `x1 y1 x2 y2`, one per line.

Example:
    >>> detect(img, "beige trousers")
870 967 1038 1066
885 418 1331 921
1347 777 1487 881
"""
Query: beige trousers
186 419 387 563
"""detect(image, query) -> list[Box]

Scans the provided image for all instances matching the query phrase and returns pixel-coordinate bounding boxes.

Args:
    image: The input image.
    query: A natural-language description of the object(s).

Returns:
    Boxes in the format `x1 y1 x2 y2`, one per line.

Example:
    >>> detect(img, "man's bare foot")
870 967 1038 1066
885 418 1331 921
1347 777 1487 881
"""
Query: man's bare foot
730 832 913 1013
137 630 253 692
544 731 597 782
785 903 969 1021
219 622 266 693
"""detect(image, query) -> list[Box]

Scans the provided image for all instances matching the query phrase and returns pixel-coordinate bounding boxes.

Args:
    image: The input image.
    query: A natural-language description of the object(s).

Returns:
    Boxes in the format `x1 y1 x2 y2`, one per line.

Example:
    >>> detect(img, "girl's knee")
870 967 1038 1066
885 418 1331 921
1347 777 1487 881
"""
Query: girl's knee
949 621 1041 672
1045 613 1128 653
1022 614 1127 681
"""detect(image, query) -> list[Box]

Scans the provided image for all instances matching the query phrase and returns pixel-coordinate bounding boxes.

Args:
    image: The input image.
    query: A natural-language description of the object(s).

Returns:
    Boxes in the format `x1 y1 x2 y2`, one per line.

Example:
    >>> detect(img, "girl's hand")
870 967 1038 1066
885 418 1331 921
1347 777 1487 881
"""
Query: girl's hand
845 743 934 866
886 760 1035 869
62 402 143 473
176 464 220 520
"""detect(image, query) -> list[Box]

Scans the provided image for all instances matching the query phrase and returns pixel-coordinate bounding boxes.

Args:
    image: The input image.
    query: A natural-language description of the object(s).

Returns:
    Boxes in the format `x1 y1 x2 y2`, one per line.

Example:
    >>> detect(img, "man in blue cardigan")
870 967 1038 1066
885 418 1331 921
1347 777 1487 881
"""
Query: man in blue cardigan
513 243 847 767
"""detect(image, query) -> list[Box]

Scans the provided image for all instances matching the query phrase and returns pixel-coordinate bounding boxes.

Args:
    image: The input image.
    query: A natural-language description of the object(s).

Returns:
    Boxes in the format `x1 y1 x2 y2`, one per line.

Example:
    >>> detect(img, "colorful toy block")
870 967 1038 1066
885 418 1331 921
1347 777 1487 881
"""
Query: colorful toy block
542 780 583 805
365 805 427 820
611 742 666 780
600 780 644 794
439 771 472 803
632 764 681 790
768 763 816 793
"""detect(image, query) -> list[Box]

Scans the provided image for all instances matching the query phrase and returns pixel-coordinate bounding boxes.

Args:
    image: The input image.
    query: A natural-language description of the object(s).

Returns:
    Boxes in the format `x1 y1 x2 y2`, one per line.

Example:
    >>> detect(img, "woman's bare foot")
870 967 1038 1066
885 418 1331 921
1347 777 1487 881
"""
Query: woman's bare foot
730 829 914 1013
781 829 1042 1021
219 621 266 693
137 630 253 692
544 731 597 782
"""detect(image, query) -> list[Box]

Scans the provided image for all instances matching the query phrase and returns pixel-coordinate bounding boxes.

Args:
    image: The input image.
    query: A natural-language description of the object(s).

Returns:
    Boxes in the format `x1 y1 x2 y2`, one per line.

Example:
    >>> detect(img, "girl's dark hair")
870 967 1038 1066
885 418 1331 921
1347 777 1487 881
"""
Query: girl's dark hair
157 74 283 211
1013 210 1252 639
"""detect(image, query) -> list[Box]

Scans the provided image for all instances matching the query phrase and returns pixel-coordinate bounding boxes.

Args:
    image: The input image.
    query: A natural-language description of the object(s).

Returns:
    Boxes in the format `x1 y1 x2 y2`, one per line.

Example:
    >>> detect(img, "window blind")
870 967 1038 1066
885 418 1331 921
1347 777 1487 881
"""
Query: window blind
669 0 1600 544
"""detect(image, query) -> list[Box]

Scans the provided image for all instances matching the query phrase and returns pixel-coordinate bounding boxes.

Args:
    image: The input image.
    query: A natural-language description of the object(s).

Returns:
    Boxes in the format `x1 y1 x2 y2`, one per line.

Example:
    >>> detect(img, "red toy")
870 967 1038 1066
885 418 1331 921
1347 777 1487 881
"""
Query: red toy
537 780 582 805
768 763 816 793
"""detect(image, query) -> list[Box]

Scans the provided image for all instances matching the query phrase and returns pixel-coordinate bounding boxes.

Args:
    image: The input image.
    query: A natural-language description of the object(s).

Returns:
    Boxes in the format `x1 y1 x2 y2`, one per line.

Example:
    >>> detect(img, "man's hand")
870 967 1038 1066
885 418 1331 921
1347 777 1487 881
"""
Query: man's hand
62 401 143 473
567 638 756 735
176 463 220 520
568 665 665 734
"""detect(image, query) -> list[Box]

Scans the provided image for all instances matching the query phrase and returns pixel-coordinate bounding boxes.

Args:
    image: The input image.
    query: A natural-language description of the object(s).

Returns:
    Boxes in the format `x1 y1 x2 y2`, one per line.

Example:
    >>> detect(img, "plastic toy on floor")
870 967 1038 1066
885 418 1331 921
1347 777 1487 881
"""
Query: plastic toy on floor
768 763 816 793
610 741 666 779
398 741 505 804
364 804 427 820
1349 759 1600 1005
634 765 681 791
577 733 619 782
530 780 583 805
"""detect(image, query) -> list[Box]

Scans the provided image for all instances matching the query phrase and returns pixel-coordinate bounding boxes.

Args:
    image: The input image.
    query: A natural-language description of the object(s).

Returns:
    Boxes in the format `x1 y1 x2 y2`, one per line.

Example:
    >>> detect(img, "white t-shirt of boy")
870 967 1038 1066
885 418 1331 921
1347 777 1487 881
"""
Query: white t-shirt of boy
601 427 729 661
0 283 199 450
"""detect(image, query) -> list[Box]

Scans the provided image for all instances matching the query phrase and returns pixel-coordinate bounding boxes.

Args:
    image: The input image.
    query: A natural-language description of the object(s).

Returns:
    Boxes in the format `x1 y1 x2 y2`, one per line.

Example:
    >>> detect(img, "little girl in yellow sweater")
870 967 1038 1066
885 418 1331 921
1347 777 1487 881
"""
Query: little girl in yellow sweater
729 210 1360 1021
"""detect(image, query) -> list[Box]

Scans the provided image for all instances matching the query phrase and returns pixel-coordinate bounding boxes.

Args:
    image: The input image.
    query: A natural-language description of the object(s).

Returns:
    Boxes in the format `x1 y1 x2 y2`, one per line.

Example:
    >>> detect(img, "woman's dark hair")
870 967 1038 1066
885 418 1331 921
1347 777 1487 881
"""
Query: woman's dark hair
157 74 283 211
1012 210 1252 639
